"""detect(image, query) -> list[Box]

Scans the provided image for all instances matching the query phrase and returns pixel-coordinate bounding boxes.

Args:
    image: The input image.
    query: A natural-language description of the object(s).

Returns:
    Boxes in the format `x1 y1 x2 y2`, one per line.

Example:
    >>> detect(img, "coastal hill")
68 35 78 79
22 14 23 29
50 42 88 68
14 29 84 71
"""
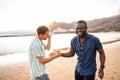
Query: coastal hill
0 14 120 37
49 14 120 33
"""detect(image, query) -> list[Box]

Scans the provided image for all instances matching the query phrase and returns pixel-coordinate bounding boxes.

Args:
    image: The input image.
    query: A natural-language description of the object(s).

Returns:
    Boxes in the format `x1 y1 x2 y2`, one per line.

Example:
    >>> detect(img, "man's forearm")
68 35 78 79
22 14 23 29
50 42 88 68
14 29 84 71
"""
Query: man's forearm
100 52 105 69
61 52 75 57
46 36 51 50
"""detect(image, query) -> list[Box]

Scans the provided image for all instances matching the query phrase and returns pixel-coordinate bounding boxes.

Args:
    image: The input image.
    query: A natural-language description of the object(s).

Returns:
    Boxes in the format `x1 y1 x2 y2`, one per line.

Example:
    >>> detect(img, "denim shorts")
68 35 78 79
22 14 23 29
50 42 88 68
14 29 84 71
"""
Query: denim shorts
35 74 50 80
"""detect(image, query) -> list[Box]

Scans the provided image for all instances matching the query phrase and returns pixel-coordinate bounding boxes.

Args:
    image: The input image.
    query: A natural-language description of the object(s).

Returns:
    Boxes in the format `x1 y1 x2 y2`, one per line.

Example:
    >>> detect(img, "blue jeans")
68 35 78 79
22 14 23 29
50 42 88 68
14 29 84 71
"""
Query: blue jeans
35 74 50 80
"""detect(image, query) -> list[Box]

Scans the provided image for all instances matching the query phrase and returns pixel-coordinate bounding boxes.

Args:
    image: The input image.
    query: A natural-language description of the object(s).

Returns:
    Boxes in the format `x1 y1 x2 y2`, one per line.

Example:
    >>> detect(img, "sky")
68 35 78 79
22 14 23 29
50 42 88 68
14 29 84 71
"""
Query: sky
0 0 120 31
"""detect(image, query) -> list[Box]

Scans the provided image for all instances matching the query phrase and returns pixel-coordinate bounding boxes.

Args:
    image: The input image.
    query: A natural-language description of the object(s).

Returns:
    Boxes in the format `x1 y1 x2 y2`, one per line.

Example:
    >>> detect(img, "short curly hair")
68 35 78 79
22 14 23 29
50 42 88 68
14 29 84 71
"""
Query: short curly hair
37 25 49 35
77 20 87 27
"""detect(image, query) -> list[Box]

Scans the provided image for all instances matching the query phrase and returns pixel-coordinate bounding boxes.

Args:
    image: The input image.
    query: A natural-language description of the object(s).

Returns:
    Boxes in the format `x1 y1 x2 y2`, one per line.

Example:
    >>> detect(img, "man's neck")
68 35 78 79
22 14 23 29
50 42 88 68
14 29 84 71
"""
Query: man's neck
80 32 87 39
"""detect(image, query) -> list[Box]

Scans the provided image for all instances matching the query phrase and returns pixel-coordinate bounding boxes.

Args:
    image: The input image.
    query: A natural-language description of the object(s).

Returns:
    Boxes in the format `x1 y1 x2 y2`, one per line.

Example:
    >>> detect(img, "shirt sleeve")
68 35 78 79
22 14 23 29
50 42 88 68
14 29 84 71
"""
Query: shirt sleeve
29 40 45 58
71 38 74 48
94 37 103 50
70 38 76 51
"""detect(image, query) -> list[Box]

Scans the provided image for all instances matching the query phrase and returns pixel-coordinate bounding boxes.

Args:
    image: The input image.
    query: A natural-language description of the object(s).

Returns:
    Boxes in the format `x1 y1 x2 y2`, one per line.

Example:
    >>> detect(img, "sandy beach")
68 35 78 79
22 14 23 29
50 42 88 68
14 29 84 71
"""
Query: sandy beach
0 32 120 80
47 41 120 80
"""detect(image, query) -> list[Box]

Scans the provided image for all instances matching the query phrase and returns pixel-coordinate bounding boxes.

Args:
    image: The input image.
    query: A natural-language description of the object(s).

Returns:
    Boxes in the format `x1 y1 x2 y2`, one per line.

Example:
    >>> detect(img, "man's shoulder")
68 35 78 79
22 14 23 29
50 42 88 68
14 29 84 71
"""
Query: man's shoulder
88 34 101 44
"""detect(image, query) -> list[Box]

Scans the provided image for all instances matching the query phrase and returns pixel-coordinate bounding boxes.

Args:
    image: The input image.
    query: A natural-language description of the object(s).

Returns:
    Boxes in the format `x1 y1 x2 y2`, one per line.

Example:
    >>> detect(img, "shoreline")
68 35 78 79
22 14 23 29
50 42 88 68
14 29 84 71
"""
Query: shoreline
0 31 119 37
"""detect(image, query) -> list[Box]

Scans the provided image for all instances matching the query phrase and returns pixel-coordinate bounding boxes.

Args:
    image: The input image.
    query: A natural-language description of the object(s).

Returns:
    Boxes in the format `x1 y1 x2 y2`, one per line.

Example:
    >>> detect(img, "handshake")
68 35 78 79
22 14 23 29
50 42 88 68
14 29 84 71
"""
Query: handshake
49 50 62 58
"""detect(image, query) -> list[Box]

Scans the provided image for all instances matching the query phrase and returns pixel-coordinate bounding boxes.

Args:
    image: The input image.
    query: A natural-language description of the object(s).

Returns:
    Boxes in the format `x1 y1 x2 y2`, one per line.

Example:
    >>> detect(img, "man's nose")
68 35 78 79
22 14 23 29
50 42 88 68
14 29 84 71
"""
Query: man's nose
77 29 82 32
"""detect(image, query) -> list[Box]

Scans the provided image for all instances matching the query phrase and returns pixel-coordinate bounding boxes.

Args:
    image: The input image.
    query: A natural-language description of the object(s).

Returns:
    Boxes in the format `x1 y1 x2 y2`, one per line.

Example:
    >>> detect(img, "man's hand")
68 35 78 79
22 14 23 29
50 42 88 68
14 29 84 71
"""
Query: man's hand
49 50 61 58
98 68 104 80
47 33 51 39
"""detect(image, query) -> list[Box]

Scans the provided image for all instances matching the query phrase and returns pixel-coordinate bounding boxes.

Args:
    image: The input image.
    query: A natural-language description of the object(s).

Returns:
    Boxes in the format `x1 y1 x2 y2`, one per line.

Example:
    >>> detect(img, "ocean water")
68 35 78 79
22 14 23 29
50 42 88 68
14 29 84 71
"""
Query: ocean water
0 34 75 56
0 33 120 56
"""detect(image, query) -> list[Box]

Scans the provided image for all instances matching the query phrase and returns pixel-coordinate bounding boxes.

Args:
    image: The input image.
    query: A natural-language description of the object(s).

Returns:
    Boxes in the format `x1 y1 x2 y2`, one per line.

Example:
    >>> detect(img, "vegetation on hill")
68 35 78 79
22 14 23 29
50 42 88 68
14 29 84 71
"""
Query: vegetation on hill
48 14 120 33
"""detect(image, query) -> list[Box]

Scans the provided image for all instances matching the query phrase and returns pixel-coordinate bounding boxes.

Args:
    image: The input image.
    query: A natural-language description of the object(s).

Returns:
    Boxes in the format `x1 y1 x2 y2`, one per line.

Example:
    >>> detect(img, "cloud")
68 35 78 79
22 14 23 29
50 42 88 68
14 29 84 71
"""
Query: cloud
0 0 120 31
